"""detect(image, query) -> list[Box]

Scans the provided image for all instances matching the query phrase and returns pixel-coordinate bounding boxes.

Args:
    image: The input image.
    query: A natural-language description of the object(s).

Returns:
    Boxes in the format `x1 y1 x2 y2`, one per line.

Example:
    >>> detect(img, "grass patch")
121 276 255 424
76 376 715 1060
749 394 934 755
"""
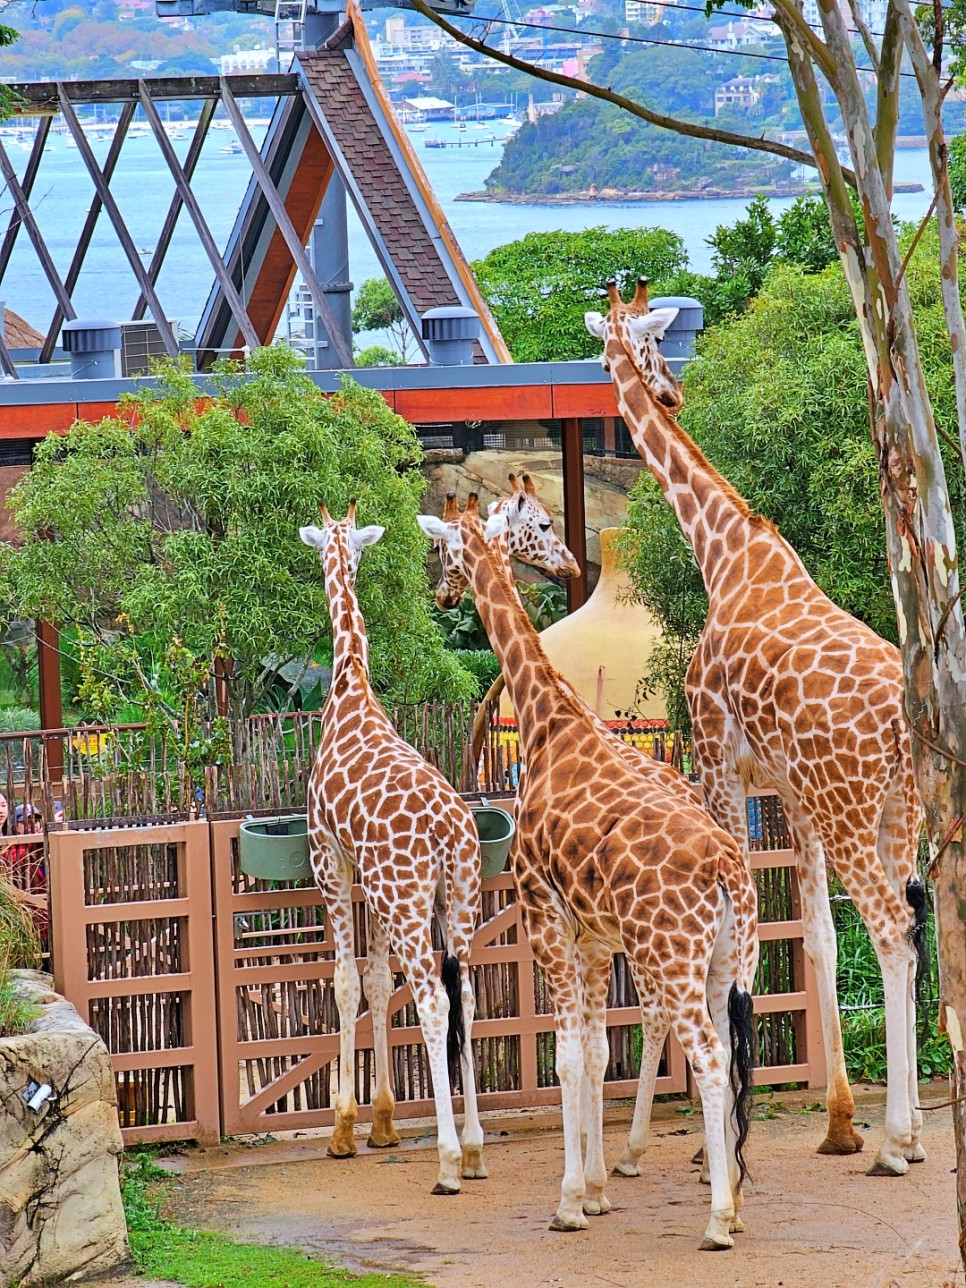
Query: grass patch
123 1152 424 1288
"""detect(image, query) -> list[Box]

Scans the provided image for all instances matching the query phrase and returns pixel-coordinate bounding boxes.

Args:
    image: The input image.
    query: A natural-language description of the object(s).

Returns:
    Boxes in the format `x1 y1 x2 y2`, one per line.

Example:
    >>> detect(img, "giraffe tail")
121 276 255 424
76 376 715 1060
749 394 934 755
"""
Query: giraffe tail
719 844 759 1185
441 952 465 1087
728 983 755 1185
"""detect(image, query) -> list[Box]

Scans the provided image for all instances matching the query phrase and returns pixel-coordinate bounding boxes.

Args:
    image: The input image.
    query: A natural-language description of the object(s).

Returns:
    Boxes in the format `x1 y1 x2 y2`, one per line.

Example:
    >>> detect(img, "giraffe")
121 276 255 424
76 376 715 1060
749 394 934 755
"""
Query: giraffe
417 494 760 1249
585 278 928 1177
299 503 485 1195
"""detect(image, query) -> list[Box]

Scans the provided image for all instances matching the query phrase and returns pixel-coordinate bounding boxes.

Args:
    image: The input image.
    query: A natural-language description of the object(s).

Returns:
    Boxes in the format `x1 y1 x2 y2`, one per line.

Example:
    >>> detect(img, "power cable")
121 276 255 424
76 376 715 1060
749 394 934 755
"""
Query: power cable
457 10 927 79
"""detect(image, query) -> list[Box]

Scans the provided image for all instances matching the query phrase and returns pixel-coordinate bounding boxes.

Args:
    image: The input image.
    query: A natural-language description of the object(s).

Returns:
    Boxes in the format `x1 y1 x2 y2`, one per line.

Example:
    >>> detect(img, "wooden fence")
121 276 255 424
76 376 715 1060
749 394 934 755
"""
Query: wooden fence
45 801 822 1146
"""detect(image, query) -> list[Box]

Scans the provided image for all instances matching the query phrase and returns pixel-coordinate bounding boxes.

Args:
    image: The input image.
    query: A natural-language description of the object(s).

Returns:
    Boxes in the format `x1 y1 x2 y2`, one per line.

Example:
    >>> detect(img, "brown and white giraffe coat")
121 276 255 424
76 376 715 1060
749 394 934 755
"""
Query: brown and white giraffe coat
300 505 485 1194
419 493 759 1249
586 278 927 1177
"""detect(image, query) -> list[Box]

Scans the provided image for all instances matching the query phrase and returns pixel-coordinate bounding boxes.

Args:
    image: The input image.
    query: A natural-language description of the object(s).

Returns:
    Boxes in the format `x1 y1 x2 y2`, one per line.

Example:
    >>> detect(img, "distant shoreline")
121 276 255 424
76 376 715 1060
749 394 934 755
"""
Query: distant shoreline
457 182 924 204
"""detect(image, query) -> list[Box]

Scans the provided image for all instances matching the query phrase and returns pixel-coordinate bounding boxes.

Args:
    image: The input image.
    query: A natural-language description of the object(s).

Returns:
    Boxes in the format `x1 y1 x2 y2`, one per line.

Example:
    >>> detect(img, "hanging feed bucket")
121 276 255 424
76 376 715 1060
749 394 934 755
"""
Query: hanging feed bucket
472 805 515 879
238 815 313 884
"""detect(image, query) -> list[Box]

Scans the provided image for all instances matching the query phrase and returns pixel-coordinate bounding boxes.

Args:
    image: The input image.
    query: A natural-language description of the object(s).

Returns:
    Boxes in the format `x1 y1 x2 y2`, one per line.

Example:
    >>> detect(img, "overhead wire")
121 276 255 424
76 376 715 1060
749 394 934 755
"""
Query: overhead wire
454 9 929 79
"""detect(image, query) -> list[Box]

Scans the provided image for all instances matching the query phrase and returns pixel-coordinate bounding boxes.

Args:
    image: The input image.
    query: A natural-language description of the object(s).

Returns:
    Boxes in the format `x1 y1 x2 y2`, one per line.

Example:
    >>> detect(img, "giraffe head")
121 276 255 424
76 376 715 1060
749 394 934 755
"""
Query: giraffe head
584 277 682 415
417 479 579 609
298 500 385 585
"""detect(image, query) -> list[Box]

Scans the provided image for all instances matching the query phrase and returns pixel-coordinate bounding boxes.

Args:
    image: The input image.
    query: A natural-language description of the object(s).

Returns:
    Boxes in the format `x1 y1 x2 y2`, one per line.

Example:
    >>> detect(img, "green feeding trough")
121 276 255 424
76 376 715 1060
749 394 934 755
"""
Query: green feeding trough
472 804 515 880
238 815 313 884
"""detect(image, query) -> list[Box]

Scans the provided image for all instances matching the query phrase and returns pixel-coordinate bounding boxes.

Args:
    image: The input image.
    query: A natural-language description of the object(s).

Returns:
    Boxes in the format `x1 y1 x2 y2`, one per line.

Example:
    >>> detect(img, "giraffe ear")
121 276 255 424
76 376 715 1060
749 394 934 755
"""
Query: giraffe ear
350 525 385 552
299 525 327 551
584 311 606 338
417 515 454 544
484 510 509 542
628 307 679 342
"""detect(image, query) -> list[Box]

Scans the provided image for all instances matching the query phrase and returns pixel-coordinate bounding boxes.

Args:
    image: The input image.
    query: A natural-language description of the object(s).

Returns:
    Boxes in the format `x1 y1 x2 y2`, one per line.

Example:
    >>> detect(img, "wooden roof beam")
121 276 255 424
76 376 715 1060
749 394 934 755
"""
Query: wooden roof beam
11 74 299 113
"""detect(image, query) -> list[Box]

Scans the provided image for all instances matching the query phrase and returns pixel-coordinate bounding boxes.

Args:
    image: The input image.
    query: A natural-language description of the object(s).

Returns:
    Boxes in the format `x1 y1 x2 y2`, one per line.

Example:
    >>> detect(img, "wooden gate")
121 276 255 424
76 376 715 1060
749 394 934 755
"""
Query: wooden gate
48 821 221 1145
47 807 823 1144
210 818 689 1137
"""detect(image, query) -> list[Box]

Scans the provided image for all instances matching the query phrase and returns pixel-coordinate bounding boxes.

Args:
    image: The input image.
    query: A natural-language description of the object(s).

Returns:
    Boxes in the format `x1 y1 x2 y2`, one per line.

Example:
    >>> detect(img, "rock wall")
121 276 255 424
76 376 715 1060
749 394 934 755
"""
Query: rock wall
0 971 129 1286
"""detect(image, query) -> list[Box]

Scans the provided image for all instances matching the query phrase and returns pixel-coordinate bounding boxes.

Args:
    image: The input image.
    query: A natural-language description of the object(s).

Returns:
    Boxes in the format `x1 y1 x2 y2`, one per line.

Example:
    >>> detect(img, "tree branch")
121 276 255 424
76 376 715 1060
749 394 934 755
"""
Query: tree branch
408 0 854 183
770 0 841 82
894 0 966 468
875 2 902 197
846 0 881 70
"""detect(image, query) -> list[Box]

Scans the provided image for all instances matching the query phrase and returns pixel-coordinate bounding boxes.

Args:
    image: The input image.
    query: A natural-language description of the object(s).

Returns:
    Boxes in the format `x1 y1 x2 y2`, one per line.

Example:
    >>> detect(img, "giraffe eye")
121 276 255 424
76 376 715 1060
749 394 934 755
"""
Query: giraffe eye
539 522 552 532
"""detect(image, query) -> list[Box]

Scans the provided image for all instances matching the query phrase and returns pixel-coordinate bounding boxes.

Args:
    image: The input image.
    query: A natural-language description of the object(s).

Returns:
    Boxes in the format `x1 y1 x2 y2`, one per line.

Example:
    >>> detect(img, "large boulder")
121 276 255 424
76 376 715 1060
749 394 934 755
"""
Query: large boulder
0 971 129 1286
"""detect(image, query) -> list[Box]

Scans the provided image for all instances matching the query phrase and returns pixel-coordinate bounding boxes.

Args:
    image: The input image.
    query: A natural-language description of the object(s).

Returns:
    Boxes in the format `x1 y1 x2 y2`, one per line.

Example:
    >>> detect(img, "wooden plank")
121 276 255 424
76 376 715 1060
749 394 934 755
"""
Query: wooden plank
551 383 620 419
56 86 178 358
218 79 353 368
395 385 554 423
133 96 216 323
40 101 138 365
0 115 52 307
138 83 259 352
12 74 299 112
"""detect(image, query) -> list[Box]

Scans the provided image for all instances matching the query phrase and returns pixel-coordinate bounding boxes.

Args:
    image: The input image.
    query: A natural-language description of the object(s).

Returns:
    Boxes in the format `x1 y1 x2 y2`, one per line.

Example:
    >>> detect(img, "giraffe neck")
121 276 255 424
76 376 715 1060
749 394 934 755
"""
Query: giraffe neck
462 525 581 761
324 543 370 681
608 346 759 594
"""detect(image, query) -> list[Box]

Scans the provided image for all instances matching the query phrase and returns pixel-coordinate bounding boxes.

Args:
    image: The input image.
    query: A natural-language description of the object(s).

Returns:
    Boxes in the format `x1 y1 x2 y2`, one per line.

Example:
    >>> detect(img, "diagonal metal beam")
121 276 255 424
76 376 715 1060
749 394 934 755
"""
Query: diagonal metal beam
57 84 178 358
219 78 353 368
0 135 76 327
40 101 138 365
138 83 259 354
133 96 217 323
0 116 52 285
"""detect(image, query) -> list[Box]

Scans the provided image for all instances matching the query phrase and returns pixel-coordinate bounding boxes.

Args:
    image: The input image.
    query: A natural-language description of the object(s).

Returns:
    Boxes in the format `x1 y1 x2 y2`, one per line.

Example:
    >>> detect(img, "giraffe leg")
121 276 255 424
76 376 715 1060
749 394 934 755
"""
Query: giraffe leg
520 906 587 1231
456 950 487 1179
671 1004 735 1250
876 779 926 1163
705 899 749 1232
326 888 361 1159
578 940 612 1215
783 808 864 1156
822 828 917 1175
613 987 669 1179
403 939 464 1195
365 912 400 1149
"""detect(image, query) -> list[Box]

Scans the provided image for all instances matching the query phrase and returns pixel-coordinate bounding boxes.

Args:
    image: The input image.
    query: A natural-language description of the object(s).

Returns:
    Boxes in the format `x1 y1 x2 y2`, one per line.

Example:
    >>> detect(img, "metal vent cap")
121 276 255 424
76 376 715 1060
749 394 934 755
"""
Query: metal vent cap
62 320 122 353
420 306 480 343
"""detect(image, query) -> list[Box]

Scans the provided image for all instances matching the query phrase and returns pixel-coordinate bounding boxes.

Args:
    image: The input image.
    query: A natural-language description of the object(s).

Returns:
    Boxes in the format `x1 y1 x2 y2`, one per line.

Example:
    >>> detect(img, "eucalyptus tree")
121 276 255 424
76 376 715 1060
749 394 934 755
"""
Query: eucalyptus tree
412 0 966 1252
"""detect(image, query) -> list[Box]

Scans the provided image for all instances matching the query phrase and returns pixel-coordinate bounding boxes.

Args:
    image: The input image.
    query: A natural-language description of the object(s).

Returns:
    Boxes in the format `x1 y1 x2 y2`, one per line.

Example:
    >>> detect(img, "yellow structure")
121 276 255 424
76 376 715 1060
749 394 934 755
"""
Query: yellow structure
500 527 667 721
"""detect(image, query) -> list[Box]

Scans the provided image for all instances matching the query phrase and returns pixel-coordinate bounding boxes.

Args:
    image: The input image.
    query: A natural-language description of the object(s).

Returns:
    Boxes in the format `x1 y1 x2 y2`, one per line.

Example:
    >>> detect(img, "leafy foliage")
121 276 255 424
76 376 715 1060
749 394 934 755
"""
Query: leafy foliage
351 277 417 364
472 226 689 361
1 350 472 744
618 228 966 719
0 873 42 1038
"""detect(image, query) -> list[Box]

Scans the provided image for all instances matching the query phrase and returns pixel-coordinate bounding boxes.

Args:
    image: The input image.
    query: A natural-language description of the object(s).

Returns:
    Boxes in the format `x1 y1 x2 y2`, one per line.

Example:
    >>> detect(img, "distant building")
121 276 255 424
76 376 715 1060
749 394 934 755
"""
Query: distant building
625 0 663 24
220 47 276 75
714 75 763 115
707 18 779 46
401 95 455 120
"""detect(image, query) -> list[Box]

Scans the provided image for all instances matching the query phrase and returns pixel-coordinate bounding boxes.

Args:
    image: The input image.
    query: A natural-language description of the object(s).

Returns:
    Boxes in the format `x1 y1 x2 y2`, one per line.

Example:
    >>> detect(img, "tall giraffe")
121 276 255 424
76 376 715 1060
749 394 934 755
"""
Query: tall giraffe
299 503 485 1194
418 494 759 1250
585 279 928 1176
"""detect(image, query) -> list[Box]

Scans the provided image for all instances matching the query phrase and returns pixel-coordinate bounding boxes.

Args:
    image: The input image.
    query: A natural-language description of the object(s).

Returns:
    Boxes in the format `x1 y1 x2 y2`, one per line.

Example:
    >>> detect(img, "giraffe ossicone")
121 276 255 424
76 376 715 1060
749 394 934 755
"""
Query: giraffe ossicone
587 277 928 1177
302 505 486 1192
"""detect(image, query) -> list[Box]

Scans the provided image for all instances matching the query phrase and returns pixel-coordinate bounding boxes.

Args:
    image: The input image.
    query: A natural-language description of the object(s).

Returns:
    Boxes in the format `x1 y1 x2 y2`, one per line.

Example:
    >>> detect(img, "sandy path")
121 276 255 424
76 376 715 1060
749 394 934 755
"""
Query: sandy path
134 1088 963 1288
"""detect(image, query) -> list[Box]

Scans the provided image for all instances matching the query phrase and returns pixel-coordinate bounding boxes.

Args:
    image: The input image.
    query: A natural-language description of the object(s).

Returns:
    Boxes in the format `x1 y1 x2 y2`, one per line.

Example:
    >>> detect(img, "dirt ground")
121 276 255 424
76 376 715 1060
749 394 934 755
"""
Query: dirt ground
102 1087 965 1288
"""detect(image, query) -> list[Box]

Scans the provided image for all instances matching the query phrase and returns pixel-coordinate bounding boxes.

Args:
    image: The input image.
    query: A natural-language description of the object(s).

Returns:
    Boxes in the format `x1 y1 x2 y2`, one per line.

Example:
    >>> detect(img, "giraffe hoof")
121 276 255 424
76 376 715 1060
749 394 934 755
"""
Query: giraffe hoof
549 1214 588 1232
367 1132 401 1149
867 1155 909 1177
690 1146 705 1166
327 1143 358 1159
905 1142 927 1163
817 1130 864 1155
431 1181 461 1196
699 1235 734 1252
582 1195 612 1216
612 1161 640 1178
730 1216 745 1234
